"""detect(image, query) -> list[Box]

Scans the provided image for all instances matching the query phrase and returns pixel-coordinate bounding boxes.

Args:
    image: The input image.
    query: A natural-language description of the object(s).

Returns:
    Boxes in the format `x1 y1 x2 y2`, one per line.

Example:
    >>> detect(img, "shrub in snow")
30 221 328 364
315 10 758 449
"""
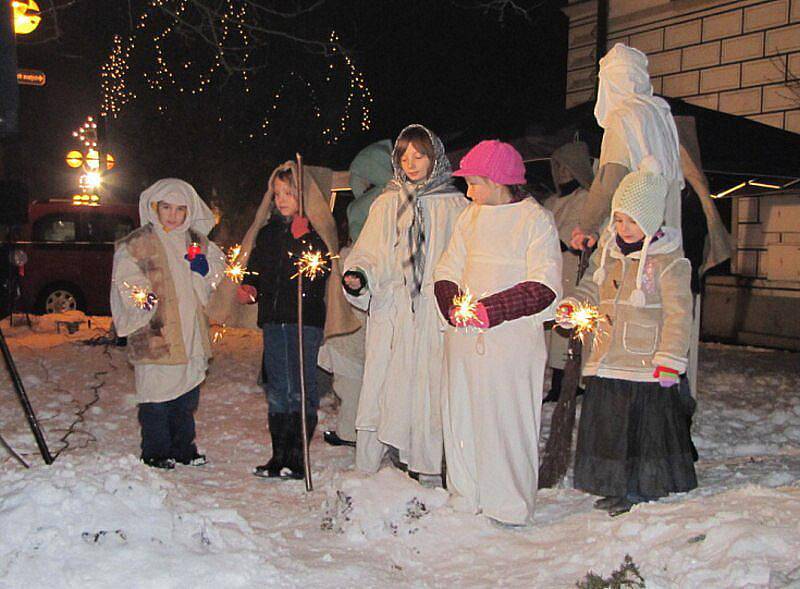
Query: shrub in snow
321 468 448 541
576 554 645 588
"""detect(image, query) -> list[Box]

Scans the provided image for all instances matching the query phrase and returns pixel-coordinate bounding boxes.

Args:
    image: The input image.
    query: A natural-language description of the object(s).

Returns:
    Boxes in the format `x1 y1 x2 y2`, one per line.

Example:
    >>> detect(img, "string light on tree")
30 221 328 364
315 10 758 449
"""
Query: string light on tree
100 3 369 143
255 30 371 145
101 35 136 118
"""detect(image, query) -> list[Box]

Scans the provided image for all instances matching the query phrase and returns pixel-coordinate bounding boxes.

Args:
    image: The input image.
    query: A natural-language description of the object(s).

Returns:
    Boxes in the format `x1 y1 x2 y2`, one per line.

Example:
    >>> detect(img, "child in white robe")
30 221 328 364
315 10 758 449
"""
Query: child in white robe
434 140 562 525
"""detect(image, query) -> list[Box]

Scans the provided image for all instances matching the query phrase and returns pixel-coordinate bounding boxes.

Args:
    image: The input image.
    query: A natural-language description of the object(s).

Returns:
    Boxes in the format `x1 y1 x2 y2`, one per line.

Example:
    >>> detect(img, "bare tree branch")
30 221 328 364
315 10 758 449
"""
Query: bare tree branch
14 0 92 45
449 0 550 22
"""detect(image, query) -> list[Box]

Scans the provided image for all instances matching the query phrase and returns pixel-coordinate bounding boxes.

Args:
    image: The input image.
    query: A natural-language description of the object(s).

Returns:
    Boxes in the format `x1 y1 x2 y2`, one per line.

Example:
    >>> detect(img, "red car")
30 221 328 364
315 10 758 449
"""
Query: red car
3 199 139 315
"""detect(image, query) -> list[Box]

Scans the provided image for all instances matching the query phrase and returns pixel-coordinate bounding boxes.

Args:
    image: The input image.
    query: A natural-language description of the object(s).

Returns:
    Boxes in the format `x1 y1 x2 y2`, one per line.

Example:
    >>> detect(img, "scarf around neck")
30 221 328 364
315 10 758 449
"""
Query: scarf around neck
388 124 456 307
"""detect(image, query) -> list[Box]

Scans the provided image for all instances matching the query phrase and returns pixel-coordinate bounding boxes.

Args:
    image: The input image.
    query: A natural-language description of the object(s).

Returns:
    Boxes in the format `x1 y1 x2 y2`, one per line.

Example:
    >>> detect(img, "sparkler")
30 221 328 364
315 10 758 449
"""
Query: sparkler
451 289 480 327
291 249 337 281
123 282 158 311
557 300 607 342
224 243 257 284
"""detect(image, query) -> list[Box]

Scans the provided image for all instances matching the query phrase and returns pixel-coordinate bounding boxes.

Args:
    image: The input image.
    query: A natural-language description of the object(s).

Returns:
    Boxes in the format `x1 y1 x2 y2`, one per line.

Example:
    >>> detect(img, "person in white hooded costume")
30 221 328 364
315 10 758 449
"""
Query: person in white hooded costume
571 43 684 250
342 124 467 476
111 178 225 469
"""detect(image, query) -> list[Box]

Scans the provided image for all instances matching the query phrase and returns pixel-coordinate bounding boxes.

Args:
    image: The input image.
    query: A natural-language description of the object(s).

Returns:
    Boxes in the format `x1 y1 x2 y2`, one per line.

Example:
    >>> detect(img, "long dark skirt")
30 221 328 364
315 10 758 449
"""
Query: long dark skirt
574 376 698 499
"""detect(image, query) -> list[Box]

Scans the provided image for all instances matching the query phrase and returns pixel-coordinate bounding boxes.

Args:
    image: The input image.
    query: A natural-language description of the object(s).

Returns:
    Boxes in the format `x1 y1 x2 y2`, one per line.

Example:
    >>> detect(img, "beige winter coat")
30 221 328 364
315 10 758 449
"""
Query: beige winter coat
116 225 213 365
576 227 692 382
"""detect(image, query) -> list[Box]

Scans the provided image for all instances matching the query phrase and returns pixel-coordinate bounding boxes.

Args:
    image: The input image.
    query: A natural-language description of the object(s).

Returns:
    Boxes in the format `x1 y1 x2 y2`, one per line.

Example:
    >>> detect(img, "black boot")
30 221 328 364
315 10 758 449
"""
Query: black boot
285 412 317 479
254 413 288 478
543 369 563 403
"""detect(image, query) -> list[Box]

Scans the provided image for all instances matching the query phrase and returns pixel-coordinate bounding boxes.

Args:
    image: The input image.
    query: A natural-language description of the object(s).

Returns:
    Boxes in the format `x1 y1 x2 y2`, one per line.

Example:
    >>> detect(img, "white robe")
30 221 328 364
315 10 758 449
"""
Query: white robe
344 188 467 474
435 199 562 525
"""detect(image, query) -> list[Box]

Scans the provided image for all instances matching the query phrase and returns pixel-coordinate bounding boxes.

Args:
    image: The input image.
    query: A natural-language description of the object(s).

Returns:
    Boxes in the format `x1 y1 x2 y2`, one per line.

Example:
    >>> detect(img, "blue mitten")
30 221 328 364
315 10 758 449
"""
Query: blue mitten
184 253 209 277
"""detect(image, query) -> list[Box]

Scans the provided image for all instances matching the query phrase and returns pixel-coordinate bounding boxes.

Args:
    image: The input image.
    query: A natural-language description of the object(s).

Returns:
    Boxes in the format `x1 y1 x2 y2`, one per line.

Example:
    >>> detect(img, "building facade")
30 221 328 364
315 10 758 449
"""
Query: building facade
563 0 800 349
564 0 800 132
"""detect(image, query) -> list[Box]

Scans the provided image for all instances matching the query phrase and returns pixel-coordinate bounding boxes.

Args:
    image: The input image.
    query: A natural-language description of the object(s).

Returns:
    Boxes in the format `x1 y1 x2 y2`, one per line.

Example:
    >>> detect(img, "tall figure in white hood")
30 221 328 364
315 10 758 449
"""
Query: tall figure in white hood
342 124 467 477
111 179 225 469
571 43 683 251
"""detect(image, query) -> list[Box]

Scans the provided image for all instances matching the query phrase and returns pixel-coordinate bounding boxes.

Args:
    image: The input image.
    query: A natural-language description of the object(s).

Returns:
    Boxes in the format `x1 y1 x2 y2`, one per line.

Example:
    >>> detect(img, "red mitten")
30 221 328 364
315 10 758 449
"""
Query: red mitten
468 302 490 328
449 302 490 328
236 284 257 304
447 306 458 327
291 216 310 239
653 365 680 388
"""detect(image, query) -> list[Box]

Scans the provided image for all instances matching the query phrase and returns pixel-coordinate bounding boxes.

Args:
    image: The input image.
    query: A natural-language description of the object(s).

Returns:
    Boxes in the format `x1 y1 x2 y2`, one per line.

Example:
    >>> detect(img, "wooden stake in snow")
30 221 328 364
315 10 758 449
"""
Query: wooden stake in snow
539 240 591 488
295 152 313 492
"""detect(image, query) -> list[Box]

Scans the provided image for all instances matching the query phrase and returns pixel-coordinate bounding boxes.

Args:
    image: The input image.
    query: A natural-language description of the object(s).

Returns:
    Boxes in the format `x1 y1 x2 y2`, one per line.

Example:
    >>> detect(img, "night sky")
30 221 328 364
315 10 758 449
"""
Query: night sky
4 0 568 207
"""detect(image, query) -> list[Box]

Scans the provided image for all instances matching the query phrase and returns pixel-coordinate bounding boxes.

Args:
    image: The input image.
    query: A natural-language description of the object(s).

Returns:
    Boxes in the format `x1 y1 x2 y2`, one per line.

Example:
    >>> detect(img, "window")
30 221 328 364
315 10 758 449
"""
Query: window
84 214 135 243
33 214 78 242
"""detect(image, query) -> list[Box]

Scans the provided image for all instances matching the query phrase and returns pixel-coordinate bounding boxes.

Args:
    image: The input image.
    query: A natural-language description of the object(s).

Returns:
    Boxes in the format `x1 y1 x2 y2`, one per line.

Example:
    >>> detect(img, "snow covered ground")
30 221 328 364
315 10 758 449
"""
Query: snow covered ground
1 313 799 588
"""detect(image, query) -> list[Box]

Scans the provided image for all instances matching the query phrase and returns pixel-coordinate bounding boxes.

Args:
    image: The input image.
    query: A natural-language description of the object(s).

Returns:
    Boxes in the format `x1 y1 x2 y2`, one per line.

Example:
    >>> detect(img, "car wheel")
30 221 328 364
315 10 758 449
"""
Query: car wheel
43 287 81 314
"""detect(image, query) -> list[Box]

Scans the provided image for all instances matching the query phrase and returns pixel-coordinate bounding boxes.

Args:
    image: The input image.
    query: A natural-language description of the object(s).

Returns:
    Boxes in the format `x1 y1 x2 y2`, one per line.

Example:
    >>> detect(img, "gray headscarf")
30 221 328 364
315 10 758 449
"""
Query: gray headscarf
388 124 456 305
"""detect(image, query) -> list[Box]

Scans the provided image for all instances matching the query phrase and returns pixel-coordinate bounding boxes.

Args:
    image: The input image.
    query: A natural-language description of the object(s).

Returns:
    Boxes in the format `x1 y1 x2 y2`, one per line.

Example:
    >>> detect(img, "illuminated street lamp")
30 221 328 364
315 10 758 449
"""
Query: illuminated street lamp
65 150 83 168
80 171 102 192
12 0 41 35
65 116 117 203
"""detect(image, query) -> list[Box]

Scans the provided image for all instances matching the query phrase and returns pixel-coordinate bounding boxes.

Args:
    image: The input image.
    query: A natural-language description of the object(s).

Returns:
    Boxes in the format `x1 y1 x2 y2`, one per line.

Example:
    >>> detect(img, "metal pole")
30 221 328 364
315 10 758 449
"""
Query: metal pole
0 326 53 464
0 427 29 467
295 153 313 491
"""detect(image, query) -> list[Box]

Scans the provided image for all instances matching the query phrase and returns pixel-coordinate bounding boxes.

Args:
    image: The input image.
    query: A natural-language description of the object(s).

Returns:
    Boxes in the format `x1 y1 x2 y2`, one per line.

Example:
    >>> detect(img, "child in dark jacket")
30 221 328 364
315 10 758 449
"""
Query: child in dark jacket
238 166 329 479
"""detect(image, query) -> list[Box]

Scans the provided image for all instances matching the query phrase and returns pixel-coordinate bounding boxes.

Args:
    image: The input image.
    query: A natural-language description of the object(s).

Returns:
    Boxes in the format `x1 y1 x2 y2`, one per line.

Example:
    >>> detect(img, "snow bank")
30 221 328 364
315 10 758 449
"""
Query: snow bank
0 455 278 588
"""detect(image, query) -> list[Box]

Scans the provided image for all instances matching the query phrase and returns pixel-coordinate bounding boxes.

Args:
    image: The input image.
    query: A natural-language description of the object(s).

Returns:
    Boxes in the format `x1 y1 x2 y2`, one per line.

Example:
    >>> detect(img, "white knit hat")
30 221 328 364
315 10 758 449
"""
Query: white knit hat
593 156 669 307
611 161 668 237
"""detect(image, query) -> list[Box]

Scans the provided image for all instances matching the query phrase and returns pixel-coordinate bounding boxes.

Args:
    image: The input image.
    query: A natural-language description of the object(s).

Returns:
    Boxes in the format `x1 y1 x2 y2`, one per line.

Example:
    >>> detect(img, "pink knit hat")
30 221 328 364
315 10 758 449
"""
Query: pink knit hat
452 140 526 185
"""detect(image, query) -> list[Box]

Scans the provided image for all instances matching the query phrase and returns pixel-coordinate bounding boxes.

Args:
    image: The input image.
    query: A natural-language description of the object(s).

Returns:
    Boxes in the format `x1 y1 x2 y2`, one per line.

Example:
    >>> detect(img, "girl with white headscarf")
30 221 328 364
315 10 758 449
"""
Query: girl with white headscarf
342 124 467 477
111 178 226 470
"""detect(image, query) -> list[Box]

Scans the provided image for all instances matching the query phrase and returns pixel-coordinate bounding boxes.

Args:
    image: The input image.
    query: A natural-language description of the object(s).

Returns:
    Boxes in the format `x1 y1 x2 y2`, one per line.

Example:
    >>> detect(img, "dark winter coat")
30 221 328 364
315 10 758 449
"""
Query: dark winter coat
244 216 329 328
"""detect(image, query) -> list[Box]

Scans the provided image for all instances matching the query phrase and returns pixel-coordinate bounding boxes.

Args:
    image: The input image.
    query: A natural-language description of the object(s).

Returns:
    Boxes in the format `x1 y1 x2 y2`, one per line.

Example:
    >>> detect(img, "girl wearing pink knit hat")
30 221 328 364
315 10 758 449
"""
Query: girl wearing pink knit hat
433 140 562 526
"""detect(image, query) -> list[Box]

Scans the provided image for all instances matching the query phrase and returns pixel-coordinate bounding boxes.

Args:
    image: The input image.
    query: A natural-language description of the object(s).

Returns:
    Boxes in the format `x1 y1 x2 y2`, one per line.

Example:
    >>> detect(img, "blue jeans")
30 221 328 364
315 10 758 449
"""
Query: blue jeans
262 324 323 416
138 386 199 462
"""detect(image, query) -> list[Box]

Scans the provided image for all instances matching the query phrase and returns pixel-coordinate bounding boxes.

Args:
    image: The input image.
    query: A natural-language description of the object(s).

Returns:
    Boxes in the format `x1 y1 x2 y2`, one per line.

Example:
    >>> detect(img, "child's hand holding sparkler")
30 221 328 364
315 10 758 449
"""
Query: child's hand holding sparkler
555 297 606 341
449 289 489 329
555 298 579 329
123 282 158 312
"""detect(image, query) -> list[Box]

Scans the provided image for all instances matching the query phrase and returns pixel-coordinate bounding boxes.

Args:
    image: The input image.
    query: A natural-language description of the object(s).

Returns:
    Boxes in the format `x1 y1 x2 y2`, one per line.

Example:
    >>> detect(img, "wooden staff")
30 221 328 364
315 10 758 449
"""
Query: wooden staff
295 153 313 491
539 239 591 488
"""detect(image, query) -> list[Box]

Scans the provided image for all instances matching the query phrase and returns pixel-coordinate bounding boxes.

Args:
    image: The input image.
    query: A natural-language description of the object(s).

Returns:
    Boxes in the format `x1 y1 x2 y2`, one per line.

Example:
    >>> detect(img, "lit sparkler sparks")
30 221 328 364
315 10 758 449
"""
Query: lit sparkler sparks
123 281 157 311
291 249 338 281
558 300 607 342
224 243 257 284
452 289 479 327
211 323 227 344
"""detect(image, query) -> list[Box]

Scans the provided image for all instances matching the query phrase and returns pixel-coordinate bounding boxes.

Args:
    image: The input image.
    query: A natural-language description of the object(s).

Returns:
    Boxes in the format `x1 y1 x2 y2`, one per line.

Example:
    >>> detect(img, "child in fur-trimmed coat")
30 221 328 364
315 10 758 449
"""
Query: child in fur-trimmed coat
111 179 226 470
558 162 697 516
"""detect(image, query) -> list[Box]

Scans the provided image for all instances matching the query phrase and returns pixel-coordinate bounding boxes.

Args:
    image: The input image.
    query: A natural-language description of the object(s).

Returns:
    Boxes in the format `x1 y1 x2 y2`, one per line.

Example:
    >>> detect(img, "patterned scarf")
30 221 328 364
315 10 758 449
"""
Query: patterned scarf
388 124 456 307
